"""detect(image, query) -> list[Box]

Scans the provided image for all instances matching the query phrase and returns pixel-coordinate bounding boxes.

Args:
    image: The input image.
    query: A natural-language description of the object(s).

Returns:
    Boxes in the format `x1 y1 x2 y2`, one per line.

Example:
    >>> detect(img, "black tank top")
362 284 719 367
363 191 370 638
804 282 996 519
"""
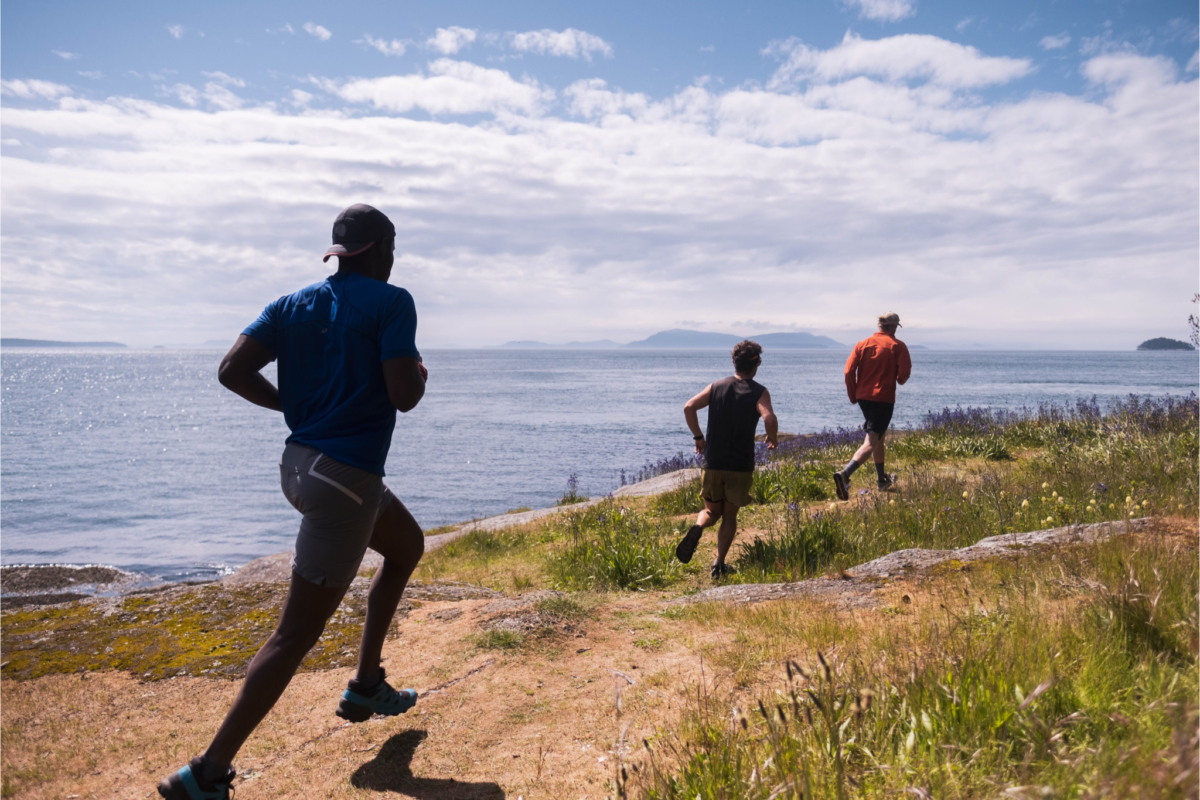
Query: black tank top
703 375 765 472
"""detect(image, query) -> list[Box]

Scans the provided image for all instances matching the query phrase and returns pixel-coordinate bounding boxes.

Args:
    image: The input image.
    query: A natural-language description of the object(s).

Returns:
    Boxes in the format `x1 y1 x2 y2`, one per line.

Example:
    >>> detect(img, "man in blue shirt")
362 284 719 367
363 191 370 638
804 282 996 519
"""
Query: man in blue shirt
159 205 428 800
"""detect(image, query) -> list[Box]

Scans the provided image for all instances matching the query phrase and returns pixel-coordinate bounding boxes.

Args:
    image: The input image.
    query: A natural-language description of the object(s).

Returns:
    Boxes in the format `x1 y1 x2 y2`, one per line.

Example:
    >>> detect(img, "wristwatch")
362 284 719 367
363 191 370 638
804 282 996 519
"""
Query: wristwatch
693 434 704 440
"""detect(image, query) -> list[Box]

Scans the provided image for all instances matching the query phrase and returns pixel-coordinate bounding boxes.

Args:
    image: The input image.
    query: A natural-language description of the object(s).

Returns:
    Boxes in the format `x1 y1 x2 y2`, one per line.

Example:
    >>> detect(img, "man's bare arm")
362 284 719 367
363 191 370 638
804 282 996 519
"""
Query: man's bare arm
383 357 426 413
757 389 779 450
218 335 282 412
684 385 712 454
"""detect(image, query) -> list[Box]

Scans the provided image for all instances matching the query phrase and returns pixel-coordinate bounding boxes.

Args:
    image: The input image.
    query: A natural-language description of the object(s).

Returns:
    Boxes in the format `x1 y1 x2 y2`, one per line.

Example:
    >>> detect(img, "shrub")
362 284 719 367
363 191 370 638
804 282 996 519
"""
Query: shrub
546 501 690 590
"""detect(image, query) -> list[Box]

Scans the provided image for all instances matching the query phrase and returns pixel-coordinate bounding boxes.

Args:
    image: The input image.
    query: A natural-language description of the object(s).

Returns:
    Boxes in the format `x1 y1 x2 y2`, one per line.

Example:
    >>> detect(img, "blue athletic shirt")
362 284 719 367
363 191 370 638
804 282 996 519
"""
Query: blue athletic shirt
242 272 420 476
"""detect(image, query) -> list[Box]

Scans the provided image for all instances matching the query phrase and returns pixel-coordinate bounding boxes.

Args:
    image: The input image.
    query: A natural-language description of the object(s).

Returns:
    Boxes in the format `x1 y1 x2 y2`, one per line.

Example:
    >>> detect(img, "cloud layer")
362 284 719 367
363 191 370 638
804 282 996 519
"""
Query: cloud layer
1 34 1196 348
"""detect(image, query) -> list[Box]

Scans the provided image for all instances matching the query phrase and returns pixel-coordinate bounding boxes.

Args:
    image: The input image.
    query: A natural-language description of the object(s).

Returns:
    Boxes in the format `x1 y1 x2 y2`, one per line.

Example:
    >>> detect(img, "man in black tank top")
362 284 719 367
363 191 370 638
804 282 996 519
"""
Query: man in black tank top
676 340 779 579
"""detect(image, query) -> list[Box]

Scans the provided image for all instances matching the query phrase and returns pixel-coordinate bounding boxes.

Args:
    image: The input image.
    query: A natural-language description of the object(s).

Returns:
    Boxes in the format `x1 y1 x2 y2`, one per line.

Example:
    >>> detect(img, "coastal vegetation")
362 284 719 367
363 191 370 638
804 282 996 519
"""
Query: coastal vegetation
1 394 1195 798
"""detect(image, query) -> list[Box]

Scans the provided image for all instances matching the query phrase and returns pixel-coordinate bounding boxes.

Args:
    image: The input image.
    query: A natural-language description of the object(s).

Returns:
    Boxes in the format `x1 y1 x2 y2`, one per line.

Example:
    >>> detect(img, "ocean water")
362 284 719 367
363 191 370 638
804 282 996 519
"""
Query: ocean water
2 348 1196 583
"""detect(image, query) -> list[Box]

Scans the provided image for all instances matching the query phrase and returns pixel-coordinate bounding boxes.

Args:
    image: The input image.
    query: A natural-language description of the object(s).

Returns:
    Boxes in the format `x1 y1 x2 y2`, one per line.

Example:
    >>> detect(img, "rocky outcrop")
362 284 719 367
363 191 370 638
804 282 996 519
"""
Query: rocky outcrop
673 518 1148 608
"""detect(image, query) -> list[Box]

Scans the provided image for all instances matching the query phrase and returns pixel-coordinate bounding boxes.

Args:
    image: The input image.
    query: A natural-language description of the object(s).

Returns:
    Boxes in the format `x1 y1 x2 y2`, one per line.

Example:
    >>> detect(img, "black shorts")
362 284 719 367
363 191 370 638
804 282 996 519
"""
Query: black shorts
858 399 894 435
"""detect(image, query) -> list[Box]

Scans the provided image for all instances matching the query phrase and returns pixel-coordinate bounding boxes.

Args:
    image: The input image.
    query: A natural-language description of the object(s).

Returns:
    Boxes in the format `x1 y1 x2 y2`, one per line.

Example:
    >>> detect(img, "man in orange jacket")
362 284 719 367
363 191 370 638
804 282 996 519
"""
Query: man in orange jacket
834 312 911 499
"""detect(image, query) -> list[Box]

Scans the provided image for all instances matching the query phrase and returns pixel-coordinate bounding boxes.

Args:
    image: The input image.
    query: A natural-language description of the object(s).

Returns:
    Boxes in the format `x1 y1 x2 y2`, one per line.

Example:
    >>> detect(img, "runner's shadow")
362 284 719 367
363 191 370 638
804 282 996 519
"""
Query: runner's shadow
350 730 505 799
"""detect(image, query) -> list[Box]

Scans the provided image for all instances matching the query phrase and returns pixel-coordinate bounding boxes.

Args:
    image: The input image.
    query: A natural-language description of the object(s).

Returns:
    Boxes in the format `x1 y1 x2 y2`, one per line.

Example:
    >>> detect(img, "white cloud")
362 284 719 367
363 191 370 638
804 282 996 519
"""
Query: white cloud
1040 32 1071 51
843 0 915 23
160 83 200 106
1 139 21 146
202 83 244 110
767 32 1032 89
53 50 81 60
1 79 71 99
700 45 715 53
955 17 974 33
1187 51 1199 72
202 71 246 87
508 28 613 60
0 45 1194 350
361 35 407 57
77 71 103 80
289 89 314 107
166 25 183 39
317 59 552 116
304 22 332 41
426 26 477 55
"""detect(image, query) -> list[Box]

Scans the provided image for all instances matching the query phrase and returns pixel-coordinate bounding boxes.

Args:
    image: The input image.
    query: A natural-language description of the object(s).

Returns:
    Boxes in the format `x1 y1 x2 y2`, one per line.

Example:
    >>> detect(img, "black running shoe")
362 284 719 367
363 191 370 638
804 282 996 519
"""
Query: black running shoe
833 472 850 501
675 525 703 564
877 473 897 492
710 562 737 581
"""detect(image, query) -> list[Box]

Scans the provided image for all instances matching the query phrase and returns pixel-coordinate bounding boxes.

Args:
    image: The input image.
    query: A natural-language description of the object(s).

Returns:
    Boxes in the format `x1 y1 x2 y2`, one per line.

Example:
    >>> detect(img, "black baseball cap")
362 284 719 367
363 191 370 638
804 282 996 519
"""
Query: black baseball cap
322 204 396 262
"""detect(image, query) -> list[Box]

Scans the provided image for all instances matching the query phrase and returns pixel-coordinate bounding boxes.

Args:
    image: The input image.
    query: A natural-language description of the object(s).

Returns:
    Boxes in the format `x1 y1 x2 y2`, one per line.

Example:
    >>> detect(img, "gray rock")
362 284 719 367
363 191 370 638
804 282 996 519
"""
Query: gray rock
675 519 1148 608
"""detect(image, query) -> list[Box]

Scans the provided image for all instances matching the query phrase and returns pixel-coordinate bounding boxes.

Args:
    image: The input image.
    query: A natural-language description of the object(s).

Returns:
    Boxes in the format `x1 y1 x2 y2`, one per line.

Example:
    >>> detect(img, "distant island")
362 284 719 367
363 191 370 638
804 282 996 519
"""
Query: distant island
1 338 127 348
1136 337 1195 351
499 339 623 349
501 328 847 349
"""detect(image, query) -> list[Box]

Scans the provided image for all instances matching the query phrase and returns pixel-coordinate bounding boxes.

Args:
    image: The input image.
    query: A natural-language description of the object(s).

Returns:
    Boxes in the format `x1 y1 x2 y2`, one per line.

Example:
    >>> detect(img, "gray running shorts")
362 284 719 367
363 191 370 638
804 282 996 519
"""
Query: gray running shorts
279 443 393 588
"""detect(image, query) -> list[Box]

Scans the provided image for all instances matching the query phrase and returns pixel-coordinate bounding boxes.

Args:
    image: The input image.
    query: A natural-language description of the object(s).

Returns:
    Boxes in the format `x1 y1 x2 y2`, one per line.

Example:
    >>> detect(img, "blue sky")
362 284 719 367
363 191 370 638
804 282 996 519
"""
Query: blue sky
2 0 1197 347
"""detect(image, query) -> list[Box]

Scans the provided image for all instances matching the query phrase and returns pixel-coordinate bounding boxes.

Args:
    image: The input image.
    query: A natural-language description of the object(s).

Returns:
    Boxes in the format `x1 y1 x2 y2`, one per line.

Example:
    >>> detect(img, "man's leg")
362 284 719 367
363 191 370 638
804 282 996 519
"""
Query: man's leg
676 499 722 563
201 573 348 773
713 501 740 567
872 432 892 486
840 433 878 477
354 493 424 686
695 499 723 530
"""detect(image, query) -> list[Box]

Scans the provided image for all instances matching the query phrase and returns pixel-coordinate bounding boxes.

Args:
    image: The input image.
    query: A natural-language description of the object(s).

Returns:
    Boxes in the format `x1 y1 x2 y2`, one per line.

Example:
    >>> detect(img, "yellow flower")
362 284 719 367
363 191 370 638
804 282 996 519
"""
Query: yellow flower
889 499 895 506
1042 482 1050 490
828 503 837 511
1021 499 1029 508
1000 491 1006 498
1052 491 1058 498
962 491 969 499
1126 496 1133 504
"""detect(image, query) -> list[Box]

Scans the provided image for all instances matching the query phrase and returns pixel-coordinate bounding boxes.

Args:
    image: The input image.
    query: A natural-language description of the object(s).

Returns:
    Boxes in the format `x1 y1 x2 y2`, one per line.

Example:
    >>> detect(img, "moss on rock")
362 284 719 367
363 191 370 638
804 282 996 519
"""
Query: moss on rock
0 580 412 682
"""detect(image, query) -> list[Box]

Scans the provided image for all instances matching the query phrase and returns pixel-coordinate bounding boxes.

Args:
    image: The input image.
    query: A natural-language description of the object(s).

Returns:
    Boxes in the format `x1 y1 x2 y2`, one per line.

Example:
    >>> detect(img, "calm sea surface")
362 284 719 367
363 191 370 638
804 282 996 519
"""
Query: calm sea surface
2 348 1196 583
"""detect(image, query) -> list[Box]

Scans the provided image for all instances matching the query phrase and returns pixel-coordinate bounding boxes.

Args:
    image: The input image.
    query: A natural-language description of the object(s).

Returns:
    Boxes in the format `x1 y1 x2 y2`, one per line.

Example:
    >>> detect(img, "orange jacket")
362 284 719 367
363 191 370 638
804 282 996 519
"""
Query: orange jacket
844 332 911 404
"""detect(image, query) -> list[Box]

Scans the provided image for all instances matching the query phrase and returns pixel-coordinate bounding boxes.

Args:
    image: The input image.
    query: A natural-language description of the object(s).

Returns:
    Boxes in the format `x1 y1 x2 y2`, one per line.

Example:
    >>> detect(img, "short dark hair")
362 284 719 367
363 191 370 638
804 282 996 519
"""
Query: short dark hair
732 340 762 373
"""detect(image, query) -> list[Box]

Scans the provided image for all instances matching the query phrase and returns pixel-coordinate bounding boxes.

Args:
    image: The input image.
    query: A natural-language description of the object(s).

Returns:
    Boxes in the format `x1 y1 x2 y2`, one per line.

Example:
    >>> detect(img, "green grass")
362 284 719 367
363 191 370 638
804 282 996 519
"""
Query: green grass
730 398 1198 584
472 629 524 651
633 532 1199 799
546 501 696 590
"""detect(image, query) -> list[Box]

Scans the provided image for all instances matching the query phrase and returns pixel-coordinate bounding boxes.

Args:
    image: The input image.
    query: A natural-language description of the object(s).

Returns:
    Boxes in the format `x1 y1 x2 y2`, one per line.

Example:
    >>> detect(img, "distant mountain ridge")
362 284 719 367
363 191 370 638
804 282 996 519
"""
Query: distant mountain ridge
499 339 623 349
626 329 846 349
501 328 847 349
2 338 127 348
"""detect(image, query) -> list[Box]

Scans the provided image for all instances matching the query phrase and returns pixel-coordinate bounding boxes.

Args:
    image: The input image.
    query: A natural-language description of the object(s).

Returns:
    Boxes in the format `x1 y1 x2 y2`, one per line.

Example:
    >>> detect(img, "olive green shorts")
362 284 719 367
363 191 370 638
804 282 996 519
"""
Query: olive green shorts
701 469 754 507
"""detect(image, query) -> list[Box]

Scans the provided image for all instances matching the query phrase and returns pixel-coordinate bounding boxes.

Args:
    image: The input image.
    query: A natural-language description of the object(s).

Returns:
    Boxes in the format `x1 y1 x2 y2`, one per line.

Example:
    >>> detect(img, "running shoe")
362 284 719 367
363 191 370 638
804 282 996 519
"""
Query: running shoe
158 757 235 800
877 473 898 492
674 525 703 564
710 562 737 581
833 472 850 501
336 668 417 722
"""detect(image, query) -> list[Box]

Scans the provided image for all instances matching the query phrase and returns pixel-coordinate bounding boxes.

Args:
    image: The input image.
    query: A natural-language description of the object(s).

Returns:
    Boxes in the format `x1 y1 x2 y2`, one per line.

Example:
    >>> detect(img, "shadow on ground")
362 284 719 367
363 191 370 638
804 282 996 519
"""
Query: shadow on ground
351 730 505 799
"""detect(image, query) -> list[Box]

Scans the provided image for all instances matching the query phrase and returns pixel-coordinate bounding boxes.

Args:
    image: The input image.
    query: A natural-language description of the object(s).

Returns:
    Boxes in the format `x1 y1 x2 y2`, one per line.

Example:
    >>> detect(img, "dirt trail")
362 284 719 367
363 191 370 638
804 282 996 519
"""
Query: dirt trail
2 586 725 799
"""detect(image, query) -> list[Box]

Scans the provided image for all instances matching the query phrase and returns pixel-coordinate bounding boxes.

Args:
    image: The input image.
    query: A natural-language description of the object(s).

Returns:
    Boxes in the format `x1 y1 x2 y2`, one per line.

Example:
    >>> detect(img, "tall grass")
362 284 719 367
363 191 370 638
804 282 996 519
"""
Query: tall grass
734 395 1198 582
546 500 693 590
635 533 1199 798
